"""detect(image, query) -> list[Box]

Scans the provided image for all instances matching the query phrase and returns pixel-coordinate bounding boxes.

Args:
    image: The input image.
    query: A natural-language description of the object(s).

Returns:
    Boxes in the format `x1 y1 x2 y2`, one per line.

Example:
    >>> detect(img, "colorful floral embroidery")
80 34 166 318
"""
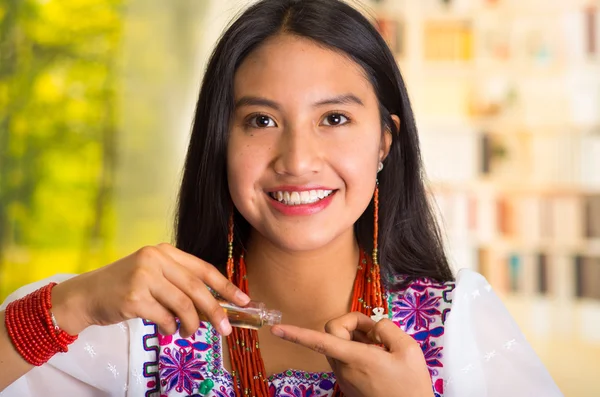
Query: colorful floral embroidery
412 325 445 375
159 347 206 394
388 277 455 391
269 371 334 397
420 339 444 375
142 276 455 396
280 384 329 397
392 290 442 331
213 385 236 397
158 331 212 353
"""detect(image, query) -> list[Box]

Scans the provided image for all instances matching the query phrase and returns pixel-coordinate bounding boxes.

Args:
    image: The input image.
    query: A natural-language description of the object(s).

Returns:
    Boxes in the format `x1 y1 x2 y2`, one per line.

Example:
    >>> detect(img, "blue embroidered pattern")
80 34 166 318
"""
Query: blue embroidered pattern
142 319 160 396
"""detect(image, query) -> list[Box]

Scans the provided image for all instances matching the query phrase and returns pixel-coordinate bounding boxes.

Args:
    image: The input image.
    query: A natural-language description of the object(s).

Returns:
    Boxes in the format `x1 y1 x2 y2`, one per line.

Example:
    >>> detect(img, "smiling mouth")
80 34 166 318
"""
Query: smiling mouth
268 189 335 205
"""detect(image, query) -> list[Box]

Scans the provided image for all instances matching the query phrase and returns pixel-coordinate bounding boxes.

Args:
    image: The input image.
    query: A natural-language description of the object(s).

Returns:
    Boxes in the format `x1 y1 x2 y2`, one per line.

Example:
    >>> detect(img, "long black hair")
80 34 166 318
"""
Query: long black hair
176 0 454 285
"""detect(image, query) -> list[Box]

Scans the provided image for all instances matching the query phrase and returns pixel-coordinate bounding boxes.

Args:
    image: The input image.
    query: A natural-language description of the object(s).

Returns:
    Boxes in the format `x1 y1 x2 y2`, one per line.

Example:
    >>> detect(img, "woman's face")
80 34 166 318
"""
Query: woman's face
227 34 393 252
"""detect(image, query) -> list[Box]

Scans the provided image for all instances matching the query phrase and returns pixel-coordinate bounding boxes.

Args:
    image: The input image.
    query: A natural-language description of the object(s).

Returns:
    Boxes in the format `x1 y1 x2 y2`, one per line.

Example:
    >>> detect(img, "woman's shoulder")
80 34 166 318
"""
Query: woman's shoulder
385 273 456 394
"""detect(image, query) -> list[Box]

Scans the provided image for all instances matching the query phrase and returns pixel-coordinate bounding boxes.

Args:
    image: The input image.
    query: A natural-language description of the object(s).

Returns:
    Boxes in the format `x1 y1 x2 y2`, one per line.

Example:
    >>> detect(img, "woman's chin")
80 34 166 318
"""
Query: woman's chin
259 226 352 254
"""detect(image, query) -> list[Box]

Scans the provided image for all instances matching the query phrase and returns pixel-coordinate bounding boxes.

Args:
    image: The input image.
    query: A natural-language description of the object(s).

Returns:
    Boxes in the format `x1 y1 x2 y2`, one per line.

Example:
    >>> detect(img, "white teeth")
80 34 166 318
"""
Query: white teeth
290 192 301 204
270 189 334 205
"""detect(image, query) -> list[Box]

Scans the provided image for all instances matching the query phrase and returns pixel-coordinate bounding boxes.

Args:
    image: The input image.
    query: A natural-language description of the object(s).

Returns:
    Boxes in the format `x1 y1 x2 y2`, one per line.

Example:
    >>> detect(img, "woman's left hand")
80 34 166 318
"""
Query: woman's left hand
271 312 434 397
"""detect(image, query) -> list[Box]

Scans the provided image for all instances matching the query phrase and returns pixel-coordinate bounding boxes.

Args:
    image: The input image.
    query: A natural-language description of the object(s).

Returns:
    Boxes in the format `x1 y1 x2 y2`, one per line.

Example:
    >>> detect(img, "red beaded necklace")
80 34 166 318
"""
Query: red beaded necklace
226 249 386 397
225 184 386 397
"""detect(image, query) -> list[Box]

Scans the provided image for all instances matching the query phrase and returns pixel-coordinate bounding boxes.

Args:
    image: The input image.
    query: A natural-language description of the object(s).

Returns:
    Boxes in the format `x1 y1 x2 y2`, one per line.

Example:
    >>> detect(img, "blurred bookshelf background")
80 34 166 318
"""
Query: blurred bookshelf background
370 0 600 395
0 0 599 395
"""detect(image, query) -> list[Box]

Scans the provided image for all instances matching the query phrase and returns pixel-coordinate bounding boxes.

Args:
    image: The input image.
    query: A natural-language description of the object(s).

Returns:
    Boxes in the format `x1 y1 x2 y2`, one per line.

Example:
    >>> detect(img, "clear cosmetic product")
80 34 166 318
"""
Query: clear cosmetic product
200 301 282 330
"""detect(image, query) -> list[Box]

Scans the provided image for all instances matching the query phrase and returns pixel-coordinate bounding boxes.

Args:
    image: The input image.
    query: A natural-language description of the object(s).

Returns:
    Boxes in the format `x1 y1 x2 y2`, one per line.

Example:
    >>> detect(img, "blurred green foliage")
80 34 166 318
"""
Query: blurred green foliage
0 0 123 299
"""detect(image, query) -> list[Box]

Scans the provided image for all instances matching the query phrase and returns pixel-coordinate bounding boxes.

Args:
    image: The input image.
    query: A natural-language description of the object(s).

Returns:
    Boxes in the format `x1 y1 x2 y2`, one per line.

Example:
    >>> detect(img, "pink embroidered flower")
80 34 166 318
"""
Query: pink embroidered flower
392 290 442 331
159 347 206 394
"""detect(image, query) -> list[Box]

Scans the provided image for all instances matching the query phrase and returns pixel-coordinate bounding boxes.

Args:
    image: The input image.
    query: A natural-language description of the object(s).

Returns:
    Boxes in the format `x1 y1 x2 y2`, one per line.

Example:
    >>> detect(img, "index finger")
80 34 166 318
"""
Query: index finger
155 243 250 306
271 324 371 363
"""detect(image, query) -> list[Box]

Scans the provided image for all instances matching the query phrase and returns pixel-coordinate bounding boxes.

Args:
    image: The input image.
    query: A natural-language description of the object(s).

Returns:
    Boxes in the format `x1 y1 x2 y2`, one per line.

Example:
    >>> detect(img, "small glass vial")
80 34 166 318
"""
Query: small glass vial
205 301 282 330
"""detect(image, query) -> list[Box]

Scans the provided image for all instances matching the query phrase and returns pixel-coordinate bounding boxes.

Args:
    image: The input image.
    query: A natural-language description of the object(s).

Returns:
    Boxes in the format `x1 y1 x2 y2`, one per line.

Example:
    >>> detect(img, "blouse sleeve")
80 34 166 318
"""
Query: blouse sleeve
1 275 132 397
442 269 563 397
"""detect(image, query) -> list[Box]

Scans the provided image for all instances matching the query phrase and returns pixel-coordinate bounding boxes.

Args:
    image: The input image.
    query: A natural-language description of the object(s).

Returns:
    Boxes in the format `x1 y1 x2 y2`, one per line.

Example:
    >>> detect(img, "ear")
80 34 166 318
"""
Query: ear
379 114 400 162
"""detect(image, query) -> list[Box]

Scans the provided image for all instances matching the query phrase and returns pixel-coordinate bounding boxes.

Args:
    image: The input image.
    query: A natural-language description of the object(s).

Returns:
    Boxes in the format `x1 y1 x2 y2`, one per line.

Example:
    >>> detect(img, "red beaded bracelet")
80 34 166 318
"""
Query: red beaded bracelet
5 282 78 366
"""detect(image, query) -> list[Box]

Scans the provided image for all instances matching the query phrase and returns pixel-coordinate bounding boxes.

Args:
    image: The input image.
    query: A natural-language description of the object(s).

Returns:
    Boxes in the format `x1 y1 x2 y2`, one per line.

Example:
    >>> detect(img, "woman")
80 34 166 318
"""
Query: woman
0 0 562 396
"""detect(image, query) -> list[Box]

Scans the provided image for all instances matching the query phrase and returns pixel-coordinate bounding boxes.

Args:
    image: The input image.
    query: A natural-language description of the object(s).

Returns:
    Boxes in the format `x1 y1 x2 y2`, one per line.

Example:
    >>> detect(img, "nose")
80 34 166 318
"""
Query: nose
273 126 321 177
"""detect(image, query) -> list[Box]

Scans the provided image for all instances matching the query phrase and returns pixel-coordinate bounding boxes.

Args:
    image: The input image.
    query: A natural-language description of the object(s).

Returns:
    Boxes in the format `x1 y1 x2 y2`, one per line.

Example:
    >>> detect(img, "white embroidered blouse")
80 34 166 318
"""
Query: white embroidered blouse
0 269 563 397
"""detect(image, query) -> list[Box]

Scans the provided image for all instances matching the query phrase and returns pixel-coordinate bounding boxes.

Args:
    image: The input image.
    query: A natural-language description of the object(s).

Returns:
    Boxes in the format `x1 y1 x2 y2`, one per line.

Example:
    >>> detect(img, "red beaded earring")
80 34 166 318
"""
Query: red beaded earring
373 178 380 266
371 177 384 308
371 161 385 309
226 210 235 281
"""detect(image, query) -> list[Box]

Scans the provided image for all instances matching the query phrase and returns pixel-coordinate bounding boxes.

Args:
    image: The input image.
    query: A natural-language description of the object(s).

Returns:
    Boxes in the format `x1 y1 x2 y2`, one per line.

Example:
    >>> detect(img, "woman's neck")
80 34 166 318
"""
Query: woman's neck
244 230 359 329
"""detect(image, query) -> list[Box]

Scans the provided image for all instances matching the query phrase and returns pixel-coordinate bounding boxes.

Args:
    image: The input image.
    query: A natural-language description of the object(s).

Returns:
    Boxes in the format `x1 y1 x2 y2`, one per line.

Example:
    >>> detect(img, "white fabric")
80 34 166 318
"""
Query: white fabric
0 275 146 397
443 270 563 397
0 270 563 397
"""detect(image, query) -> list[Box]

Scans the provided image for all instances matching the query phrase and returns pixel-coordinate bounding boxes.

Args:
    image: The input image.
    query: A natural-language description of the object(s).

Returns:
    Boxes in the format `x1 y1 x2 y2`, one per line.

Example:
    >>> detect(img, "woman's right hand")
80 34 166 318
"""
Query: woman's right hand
50 243 249 337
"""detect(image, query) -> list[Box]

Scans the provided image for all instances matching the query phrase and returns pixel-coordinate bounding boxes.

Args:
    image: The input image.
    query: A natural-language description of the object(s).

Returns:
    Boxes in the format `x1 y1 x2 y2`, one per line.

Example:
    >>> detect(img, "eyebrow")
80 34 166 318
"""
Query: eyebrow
314 94 364 107
234 94 364 110
235 96 280 111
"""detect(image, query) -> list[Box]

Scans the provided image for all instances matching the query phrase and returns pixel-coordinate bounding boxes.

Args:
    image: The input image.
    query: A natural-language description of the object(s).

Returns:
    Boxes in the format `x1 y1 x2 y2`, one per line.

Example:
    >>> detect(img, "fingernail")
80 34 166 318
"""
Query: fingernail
271 326 284 338
219 318 232 335
235 290 251 305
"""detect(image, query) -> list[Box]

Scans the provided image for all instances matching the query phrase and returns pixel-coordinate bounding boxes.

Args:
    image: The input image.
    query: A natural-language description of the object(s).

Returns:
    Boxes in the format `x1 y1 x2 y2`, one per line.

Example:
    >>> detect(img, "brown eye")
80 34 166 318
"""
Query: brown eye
322 113 349 126
248 114 276 128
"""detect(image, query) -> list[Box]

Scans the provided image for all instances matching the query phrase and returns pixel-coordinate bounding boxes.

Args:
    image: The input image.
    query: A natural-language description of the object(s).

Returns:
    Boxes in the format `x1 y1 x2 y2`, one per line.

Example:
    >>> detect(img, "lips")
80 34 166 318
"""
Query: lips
265 186 337 216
